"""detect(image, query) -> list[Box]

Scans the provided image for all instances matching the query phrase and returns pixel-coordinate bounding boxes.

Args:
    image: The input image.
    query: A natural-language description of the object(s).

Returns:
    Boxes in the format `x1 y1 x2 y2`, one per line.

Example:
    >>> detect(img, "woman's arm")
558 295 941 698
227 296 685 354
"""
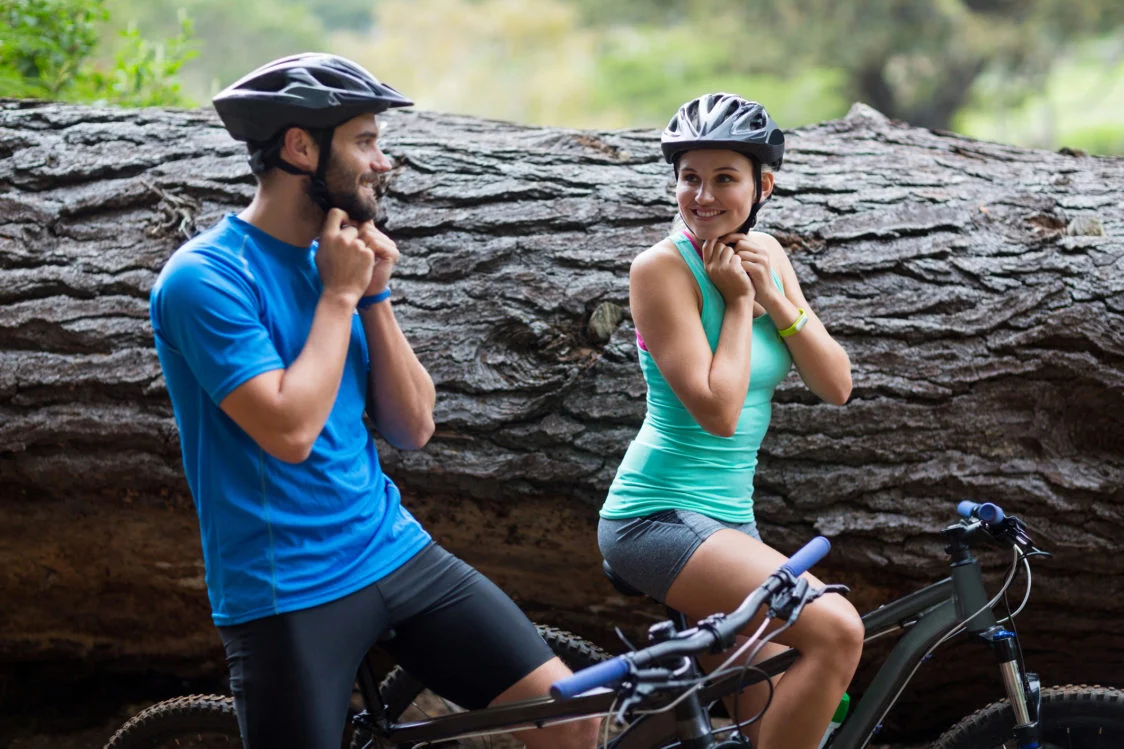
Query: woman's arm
631 238 757 437
744 233 852 405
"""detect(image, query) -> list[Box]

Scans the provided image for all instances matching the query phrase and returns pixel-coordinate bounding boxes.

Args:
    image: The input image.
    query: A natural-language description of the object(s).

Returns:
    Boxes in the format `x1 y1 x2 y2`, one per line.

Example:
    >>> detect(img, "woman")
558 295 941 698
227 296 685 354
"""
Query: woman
598 93 863 749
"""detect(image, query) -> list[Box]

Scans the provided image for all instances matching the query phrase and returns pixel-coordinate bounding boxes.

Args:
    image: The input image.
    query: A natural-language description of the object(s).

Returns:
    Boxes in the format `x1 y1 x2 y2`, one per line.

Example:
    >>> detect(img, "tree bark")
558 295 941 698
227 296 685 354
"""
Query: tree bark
1 98 1121 740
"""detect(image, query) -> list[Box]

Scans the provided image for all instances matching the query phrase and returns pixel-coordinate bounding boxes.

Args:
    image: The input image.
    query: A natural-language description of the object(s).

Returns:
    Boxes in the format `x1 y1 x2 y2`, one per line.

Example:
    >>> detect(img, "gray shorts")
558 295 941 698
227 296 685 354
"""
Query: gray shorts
598 510 761 604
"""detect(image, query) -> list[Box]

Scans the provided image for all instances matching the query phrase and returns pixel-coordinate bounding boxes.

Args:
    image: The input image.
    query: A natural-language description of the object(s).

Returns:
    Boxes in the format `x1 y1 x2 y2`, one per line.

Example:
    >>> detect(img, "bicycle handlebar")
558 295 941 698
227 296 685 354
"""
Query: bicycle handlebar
781 535 831 578
550 536 831 700
550 656 631 700
957 500 1005 524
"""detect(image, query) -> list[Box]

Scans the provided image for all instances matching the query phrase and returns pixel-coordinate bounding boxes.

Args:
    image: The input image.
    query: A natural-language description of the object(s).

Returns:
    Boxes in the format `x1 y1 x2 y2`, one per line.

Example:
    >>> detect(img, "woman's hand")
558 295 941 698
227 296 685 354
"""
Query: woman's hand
702 236 754 305
724 233 784 313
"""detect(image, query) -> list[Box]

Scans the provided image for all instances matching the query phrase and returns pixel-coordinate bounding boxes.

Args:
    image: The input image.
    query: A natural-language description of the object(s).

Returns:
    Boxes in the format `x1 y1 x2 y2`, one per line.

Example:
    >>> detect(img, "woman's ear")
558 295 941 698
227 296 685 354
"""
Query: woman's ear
759 170 776 201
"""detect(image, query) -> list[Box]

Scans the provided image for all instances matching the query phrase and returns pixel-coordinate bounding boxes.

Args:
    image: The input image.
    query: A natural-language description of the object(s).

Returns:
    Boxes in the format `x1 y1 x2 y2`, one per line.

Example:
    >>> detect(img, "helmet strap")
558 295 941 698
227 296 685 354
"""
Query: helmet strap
740 159 765 232
247 127 336 214
304 127 335 213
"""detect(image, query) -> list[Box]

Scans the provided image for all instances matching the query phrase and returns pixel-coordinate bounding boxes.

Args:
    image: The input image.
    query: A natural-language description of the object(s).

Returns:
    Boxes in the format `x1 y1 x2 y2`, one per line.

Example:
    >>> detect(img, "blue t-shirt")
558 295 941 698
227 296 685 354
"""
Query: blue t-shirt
150 214 430 626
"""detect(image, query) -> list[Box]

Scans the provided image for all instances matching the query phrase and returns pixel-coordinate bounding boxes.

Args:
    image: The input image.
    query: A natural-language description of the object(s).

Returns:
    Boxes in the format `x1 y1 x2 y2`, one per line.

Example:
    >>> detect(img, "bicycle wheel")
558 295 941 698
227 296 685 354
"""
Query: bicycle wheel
103 694 240 748
352 625 612 749
931 684 1124 749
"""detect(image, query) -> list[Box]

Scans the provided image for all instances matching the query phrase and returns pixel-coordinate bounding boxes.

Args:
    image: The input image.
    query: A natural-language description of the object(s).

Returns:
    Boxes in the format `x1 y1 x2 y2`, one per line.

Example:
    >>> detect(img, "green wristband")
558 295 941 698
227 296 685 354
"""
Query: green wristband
777 308 808 339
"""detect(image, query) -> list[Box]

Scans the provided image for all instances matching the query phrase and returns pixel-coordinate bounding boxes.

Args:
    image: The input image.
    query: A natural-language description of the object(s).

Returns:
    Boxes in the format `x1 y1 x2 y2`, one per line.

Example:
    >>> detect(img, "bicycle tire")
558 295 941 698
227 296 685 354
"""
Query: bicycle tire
931 684 1124 749
352 625 612 749
103 694 240 749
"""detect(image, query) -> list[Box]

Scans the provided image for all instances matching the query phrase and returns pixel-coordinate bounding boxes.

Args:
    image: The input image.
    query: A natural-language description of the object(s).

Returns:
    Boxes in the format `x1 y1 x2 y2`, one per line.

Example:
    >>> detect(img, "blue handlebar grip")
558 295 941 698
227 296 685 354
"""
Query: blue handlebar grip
957 500 978 518
976 502 1005 524
957 500 1005 524
550 656 630 700
781 536 831 578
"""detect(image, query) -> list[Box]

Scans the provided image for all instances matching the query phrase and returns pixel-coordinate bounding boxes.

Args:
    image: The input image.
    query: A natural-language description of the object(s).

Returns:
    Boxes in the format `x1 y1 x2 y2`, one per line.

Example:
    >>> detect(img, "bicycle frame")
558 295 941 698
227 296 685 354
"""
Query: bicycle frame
356 524 1034 749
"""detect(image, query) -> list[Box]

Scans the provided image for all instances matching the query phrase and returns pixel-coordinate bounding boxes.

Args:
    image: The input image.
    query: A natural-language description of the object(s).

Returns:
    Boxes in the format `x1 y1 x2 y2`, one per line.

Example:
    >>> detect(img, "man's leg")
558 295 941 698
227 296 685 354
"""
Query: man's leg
376 543 598 749
219 582 390 749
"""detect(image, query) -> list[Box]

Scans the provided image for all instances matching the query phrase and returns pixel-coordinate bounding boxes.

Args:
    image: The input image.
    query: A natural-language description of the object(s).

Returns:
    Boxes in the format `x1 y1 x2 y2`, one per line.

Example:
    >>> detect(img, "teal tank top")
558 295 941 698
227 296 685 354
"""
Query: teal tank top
600 232 793 524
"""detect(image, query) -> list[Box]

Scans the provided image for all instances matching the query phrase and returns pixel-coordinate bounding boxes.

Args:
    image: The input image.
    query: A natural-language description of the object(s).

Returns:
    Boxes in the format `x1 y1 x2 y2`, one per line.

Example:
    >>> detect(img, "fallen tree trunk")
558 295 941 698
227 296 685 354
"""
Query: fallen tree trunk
0 98 1121 740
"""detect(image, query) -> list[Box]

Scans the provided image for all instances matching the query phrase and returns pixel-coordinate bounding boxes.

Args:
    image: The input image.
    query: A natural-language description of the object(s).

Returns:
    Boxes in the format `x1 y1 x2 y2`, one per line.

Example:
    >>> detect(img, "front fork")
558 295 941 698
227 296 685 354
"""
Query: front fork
981 627 1041 748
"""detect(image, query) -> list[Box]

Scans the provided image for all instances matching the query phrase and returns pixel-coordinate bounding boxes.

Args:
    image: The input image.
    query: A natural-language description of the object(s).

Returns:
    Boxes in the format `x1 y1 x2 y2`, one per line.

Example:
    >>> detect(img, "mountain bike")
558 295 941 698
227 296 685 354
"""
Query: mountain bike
101 624 610 749
545 501 1124 749
104 501 1124 748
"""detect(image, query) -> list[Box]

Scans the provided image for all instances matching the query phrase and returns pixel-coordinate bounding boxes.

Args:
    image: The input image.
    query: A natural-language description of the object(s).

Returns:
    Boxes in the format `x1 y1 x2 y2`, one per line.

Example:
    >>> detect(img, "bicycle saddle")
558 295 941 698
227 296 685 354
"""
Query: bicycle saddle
602 560 646 598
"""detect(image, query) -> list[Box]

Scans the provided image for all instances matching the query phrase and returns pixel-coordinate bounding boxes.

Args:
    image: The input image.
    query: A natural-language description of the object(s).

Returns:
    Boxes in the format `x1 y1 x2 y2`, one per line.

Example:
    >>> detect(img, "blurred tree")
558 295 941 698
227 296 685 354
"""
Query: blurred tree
0 0 196 105
304 0 375 30
334 0 847 129
587 20 846 128
569 0 1124 131
955 31 1124 153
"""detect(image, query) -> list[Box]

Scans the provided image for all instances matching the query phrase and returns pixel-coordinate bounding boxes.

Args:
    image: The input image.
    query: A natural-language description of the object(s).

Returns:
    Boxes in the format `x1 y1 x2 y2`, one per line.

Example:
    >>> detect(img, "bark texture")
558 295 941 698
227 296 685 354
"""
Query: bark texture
1 98 1122 740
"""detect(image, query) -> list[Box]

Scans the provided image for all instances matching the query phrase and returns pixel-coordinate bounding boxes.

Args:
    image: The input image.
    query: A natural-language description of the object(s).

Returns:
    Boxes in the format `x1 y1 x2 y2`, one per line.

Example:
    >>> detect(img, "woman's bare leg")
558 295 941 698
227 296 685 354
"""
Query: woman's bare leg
696 639 788 745
665 530 863 749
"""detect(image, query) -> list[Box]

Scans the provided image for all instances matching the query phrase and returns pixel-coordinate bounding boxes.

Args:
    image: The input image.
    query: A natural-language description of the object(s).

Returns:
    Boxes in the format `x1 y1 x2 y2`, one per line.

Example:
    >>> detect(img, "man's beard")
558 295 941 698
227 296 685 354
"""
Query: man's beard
322 156 379 223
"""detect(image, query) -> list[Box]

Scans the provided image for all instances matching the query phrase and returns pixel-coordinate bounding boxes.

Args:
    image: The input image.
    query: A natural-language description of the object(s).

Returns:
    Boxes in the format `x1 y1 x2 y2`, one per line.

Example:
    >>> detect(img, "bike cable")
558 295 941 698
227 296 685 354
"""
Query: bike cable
865 546 1023 740
935 546 1021 647
631 618 778 719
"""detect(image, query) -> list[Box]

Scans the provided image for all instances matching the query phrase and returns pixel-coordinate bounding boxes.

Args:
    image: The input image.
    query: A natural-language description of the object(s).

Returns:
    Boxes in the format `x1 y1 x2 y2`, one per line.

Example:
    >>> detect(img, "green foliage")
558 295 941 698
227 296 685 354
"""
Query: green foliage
304 0 375 30
0 0 107 98
103 0 326 100
565 0 1124 133
337 0 602 127
0 0 196 106
954 32 1124 155
86 13 197 106
5 0 1118 154
336 0 846 130
590 24 847 129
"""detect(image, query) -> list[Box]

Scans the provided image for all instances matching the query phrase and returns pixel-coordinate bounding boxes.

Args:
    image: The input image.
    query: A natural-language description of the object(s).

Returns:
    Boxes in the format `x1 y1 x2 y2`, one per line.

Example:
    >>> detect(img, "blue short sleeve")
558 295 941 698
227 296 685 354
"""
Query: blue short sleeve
151 251 285 405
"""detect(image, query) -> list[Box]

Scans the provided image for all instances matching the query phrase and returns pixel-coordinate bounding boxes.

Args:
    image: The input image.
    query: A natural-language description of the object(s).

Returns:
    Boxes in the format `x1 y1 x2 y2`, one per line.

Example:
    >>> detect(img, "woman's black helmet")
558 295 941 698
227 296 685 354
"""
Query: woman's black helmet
212 53 412 212
661 93 784 170
662 93 784 230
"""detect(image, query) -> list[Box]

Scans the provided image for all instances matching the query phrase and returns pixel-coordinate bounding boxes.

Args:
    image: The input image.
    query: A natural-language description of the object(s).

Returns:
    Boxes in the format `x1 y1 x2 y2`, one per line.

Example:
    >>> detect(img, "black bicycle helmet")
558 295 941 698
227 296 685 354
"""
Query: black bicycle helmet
212 53 413 211
662 93 785 230
661 93 784 169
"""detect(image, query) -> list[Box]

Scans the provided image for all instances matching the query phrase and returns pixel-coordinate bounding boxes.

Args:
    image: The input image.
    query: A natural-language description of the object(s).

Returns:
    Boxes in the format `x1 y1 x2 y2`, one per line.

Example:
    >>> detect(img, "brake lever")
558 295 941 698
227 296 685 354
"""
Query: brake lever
768 576 810 621
993 515 1049 557
611 679 666 725
611 670 706 726
769 581 850 623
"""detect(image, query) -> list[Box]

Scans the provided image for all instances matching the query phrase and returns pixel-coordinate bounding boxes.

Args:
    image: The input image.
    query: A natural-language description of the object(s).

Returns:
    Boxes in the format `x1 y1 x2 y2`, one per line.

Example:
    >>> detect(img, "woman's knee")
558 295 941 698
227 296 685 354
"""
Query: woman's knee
803 595 864 670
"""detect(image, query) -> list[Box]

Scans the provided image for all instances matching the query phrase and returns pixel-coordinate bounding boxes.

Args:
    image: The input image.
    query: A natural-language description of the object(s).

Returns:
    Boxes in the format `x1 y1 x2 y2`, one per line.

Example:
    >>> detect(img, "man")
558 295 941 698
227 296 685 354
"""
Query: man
150 53 597 748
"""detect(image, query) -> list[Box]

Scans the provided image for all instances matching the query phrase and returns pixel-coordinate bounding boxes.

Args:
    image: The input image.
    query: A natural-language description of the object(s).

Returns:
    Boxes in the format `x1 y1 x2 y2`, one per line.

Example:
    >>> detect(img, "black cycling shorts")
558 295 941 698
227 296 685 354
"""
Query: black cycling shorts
218 542 555 749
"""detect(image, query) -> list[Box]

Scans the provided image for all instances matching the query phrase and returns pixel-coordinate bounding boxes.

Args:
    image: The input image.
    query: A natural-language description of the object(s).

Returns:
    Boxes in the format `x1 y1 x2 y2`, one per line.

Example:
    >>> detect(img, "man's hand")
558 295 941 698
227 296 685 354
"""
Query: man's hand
317 208 375 305
357 222 400 296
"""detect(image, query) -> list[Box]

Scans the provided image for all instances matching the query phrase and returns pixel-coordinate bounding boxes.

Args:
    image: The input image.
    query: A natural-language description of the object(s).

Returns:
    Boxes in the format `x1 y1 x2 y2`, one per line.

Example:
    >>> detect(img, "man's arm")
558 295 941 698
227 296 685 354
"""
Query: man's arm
360 300 436 450
219 292 359 463
219 210 377 462
354 223 435 450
